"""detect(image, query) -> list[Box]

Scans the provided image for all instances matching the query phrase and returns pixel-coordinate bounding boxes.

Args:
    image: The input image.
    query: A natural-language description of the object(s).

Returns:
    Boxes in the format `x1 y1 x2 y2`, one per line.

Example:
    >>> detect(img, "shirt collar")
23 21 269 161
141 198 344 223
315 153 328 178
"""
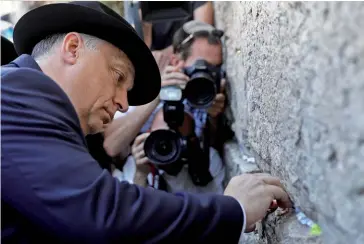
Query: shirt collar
10 54 42 71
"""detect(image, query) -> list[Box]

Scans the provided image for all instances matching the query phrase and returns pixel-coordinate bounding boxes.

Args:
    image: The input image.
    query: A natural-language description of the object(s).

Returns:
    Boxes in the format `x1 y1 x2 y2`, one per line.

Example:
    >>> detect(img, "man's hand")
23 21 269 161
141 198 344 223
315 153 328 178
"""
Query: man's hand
131 133 151 175
207 78 226 118
161 64 189 89
224 173 293 232
152 46 174 72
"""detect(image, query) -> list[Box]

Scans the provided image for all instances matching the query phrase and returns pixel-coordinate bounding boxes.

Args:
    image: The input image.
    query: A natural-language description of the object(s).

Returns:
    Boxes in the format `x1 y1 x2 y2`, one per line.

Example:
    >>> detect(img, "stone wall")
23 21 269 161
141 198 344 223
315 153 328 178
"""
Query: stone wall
215 2 364 244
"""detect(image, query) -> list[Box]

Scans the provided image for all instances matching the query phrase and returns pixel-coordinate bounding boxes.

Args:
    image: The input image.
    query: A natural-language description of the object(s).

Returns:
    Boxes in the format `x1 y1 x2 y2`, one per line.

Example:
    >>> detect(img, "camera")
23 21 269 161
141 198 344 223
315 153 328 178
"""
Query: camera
143 102 213 184
159 59 223 109
145 59 223 173
144 128 189 175
144 101 189 175
183 59 222 109
143 59 222 180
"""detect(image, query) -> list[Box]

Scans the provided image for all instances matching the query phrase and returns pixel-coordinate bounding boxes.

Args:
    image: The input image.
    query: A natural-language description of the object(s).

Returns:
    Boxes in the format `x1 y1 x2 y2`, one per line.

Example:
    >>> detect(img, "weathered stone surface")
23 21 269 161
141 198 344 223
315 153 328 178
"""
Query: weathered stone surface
258 211 322 244
215 2 364 244
222 141 260 244
223 140 260 181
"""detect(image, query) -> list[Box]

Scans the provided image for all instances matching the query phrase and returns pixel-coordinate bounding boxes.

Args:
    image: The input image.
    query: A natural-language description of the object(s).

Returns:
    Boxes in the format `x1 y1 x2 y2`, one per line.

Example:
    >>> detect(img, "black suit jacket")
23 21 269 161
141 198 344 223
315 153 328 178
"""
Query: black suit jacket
1 55 244 243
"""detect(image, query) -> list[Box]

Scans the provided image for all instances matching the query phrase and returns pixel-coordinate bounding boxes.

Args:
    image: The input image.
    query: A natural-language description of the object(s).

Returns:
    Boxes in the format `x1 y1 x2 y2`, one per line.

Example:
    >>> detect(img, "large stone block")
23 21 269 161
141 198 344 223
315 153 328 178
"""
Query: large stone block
215 2 364 243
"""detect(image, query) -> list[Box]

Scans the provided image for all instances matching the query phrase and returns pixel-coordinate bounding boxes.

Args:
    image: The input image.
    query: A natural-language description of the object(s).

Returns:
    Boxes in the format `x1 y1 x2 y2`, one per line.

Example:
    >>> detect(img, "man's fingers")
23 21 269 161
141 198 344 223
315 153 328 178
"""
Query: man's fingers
254 173 284 188
215 93 225 102
160 61 170 71
135 133 150 144
134 133 150 146
174 61 185 71
163 71 189 82
162 79 188 88
162 76 190 88
266 185 293 209
135 142 145 155
153 52 168 71
137 157 150 165
159 56 171 71
213 100 225 109
162 65 176 74
220 78 227 93
245 224 256 233
135 149 146 161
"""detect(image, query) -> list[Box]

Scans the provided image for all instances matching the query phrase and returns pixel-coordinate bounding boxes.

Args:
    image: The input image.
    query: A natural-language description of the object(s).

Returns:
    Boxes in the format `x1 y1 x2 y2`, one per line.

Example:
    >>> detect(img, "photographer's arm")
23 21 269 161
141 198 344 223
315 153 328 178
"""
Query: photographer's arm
130 133 152 187
139 8 152 49
140 2 214 72
207 79 226 147
194 1 214 25
103 97 159 158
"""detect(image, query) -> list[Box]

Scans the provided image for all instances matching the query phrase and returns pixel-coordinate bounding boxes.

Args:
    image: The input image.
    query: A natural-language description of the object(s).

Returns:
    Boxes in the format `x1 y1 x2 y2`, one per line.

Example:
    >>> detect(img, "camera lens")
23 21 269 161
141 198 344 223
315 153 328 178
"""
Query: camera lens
155 140 173 156
184 72 216 109
144 130 182 165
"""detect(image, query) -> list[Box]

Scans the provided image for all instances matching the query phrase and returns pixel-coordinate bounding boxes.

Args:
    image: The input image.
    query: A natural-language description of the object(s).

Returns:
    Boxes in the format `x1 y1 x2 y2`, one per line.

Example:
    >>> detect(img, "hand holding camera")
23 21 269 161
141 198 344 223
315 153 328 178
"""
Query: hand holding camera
161 63 189 89
152 46 174 72
159 59 223 109
131 133 151 175
207 78 226 118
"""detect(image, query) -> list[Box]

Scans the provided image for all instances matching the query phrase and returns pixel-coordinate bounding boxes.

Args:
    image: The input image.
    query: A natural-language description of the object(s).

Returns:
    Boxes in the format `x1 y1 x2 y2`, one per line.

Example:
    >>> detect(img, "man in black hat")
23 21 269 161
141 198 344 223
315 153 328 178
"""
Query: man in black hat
1 2 292 243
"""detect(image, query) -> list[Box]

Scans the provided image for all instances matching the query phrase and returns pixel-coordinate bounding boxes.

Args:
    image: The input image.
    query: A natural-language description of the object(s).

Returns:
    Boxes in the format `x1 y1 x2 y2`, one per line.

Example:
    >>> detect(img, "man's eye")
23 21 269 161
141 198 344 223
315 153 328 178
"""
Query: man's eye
116 73 124 84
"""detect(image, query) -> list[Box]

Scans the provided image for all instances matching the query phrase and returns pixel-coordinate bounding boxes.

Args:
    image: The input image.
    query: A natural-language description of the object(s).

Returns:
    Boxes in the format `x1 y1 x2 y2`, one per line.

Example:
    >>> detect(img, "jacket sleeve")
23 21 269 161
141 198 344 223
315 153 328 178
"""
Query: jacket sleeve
1 69 244 243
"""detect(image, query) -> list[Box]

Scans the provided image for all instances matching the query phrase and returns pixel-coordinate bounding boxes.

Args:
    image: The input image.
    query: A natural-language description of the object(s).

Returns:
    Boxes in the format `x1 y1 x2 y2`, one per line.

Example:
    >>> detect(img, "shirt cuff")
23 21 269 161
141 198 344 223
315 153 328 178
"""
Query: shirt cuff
238 201 247 242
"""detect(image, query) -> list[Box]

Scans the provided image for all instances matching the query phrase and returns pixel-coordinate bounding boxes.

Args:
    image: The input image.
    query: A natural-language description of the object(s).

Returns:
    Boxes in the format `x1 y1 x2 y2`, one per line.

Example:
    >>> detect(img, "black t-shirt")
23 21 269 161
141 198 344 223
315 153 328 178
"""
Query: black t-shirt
150 1 207 51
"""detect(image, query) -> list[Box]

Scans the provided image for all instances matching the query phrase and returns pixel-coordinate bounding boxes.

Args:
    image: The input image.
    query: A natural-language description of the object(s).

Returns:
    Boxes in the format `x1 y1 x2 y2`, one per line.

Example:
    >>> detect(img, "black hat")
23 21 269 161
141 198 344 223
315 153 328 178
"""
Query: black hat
1 36 18 65
13 1 161 106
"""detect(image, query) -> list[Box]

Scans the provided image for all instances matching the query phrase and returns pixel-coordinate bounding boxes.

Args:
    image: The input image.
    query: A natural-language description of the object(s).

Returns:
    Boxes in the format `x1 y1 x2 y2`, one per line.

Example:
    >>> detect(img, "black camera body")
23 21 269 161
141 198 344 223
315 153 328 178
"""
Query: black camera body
158 59 223 109
144 59 223 168
144 128 189 176
143 101 212 185
144 101 188 175
183 59 222 109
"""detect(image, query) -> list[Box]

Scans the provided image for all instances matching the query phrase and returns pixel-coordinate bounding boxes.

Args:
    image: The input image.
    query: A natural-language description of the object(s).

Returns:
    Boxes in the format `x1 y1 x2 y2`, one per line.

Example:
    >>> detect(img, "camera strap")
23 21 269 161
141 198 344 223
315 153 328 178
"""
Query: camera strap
149 164 169 191
187 120 213 186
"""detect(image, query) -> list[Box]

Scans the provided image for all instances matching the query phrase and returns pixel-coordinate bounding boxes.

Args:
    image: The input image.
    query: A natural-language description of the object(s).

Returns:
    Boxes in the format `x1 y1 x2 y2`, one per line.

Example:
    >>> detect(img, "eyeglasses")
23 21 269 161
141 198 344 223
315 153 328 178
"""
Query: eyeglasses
176 29 224 52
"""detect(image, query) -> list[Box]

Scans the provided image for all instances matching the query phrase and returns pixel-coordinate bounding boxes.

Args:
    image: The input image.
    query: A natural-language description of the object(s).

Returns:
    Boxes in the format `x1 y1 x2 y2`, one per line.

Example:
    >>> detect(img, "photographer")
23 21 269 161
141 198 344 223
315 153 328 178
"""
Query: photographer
104 20 226 159
141 1 214 71
108 21 230 195
114 107 225 193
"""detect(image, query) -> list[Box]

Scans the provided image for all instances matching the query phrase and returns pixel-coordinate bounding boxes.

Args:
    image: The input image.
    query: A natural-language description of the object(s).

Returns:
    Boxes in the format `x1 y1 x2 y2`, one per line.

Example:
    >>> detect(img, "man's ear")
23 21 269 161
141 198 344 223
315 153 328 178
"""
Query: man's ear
60 32 83 65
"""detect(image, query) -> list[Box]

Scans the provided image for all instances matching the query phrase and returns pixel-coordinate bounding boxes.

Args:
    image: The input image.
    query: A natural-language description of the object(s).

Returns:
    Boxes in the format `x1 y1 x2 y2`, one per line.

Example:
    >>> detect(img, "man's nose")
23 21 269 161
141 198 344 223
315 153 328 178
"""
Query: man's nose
114 89 129 113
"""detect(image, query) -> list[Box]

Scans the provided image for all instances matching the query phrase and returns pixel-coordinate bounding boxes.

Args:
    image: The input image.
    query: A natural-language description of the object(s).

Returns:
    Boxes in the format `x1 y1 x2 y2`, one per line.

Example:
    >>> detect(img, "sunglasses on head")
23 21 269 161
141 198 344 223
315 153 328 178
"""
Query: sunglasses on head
176 29 224 52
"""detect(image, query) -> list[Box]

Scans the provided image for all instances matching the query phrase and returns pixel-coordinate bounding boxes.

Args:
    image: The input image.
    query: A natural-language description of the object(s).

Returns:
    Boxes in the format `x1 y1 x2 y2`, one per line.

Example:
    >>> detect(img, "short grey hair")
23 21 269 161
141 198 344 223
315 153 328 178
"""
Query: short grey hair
31 33 101 59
